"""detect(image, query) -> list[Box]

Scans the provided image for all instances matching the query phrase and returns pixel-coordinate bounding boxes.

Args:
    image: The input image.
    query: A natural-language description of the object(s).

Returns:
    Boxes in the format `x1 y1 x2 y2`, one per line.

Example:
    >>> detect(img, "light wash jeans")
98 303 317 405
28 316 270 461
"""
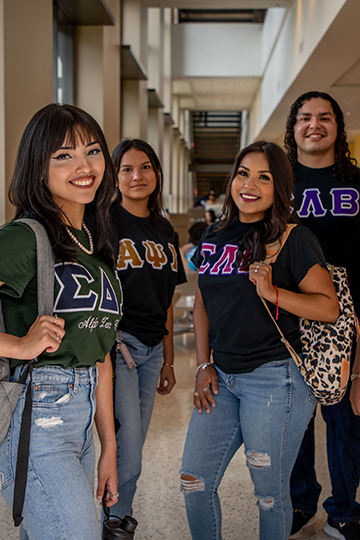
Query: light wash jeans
180 358 317 540
111 331 163 518
0 364 100 540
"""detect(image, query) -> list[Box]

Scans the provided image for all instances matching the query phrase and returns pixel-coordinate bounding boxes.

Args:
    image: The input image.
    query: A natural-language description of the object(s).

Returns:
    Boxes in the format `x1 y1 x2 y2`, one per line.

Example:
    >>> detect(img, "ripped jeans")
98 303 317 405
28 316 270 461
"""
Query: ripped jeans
0 364 100 540
180 358 316 540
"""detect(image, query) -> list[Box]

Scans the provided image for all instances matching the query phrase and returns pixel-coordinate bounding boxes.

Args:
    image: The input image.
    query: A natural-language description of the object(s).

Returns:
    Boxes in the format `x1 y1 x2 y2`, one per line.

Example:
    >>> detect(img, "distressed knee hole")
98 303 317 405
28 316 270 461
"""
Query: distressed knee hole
35 416 63 428
245 449 271 469
256 493 275 510
180 473 205 494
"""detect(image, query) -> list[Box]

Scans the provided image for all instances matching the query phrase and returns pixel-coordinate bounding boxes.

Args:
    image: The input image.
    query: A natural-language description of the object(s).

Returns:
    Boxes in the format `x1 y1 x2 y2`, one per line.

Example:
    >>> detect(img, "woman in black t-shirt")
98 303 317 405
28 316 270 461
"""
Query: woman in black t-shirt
109 139 186 521
180 141 338 540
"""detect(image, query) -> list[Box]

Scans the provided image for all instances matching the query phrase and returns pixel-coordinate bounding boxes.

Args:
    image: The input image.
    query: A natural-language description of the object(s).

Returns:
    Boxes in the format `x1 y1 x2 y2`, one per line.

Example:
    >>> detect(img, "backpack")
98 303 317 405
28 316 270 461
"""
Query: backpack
0 218 54 525
262 224 357 405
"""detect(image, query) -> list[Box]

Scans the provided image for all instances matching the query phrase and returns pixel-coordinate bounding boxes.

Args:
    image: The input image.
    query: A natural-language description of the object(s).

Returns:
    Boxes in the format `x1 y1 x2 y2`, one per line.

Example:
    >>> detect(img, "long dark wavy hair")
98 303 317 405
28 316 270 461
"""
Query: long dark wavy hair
112 138 163 215
284 91 357 182
9 103 117 266
219 140 294 269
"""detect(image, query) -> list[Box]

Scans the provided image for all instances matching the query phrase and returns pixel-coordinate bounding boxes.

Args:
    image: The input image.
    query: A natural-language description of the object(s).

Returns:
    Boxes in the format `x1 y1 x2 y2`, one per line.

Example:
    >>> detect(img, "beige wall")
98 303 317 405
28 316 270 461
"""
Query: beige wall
0 0 5 225
103 0 121 152
75 27 104 124
74 1 121 153
3 0 53 221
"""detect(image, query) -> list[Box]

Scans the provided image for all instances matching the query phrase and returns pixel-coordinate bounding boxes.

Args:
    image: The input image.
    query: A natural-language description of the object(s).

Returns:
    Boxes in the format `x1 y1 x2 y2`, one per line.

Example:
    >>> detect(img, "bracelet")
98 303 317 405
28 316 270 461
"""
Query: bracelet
274 285 279 321
195 362 212 378
162 363 174 368
351 373 360 381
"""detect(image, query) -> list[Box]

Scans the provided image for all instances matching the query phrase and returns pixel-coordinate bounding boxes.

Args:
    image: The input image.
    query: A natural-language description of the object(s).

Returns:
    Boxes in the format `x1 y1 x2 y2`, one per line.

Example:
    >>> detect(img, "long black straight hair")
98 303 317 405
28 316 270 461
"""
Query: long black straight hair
112 138 163 213
9 103 117 266
111 138 173 236
219 140 294 269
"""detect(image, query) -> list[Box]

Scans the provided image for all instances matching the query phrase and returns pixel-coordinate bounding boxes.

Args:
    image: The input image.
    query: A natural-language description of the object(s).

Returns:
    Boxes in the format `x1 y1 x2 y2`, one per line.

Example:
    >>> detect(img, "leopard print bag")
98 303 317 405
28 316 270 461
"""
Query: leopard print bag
262 225 357 405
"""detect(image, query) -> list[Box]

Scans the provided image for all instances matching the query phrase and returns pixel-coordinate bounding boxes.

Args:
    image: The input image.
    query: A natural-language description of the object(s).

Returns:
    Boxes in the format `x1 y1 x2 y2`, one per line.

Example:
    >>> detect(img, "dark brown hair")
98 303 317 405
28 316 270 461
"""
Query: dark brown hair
219 140 294 269
112 138 164 216
9 103 117 266
284 91 357 182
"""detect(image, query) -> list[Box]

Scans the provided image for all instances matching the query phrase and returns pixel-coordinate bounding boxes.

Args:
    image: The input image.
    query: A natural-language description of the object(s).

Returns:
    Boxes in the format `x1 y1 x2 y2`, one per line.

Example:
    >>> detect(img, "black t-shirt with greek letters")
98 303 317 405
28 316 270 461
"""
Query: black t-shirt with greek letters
293 160 360 305
191 218 326 374
111 204 186 347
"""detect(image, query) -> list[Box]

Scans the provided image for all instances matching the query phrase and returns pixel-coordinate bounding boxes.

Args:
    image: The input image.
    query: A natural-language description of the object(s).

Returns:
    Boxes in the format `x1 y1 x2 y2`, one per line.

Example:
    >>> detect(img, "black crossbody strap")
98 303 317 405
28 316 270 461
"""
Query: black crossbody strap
12 219 54 527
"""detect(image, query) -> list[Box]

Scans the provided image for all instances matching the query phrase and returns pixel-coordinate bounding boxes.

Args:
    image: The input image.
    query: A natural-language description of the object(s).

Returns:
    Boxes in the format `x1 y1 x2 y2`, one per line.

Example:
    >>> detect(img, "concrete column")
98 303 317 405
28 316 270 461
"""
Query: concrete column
74 1 121 152
352 134 360 165
172 129 180 213
2 0 53 221
121 0 148 141
162 122 173 212
0 0 5 224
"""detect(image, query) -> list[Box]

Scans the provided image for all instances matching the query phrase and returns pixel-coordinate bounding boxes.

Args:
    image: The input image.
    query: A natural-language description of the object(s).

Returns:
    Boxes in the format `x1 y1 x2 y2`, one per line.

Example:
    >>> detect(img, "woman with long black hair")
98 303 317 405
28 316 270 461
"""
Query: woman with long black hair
180 141 339 540
110 139 186 520
0 103 121 539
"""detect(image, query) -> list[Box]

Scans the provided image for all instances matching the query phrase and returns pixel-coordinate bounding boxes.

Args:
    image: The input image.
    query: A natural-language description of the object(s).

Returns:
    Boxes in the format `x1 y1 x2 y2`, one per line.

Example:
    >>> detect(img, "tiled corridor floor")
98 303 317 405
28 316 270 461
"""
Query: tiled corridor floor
1 333 359 539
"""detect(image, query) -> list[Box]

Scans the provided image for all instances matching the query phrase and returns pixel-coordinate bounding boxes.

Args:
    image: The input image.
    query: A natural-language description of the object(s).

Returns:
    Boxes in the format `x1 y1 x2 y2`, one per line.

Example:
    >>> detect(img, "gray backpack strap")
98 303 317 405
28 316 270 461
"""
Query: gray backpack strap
17 218 55 316
0 299 10 381
0 219 54 381
0 218 55 527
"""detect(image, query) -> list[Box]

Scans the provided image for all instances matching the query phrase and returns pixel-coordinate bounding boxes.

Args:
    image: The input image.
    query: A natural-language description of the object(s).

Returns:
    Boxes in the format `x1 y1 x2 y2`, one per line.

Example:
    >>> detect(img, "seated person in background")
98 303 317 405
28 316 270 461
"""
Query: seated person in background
205 209 216 225
181 221 208 273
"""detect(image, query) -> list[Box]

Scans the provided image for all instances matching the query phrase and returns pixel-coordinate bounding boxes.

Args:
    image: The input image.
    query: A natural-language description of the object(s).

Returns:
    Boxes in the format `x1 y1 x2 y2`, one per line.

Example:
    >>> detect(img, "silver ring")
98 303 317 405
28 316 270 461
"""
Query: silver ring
193 391 200 397
254 268 258 273
202 388 210 392
55 333 60 342
109 492 119 499
54 314 58 324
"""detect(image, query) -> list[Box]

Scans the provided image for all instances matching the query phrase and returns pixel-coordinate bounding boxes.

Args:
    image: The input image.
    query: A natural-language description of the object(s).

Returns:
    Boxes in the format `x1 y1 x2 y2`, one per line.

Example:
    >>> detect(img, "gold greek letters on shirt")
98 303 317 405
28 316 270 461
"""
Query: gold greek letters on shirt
116 238 178 272
168 243 178 272
142 240 167 269
116 239 144 270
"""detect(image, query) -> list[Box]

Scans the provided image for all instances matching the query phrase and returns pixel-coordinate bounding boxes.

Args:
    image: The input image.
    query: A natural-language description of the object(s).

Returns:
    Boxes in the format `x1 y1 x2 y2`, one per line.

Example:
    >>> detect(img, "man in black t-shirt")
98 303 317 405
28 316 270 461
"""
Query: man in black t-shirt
284 91 360 540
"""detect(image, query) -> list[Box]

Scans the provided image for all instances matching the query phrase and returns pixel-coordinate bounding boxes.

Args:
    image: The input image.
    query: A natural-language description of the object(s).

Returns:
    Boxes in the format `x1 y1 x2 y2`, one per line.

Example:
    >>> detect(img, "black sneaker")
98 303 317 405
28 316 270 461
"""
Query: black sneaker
324 517 360 540
290 510 316 539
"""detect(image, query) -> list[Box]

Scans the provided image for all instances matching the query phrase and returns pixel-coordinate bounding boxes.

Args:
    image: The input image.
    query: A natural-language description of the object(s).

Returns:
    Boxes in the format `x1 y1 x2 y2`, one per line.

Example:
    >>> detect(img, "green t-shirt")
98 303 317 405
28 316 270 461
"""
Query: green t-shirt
0 221 122 369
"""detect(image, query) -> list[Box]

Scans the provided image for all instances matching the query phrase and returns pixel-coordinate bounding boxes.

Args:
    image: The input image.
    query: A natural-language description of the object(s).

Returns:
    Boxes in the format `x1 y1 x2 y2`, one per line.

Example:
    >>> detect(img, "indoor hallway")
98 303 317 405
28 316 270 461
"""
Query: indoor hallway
0 332 358 539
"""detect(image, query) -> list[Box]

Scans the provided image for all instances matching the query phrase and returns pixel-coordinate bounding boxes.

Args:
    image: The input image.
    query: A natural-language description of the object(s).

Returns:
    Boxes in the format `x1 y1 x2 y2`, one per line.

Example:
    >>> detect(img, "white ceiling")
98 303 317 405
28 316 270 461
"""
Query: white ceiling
144 0 360 142
143 1 291 8
173 77 261 110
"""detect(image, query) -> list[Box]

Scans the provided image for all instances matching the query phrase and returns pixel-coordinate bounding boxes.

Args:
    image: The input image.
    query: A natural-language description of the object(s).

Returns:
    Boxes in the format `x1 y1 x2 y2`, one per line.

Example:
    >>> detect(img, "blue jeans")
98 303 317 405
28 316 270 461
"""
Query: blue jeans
0 364 100 540
180 359 316 540
290 337 360 522
111 331 163 518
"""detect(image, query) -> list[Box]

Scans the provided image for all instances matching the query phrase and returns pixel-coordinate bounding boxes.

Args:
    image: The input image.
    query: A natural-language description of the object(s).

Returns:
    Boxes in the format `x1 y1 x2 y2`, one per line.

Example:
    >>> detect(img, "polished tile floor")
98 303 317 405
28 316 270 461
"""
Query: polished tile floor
1 333 359 539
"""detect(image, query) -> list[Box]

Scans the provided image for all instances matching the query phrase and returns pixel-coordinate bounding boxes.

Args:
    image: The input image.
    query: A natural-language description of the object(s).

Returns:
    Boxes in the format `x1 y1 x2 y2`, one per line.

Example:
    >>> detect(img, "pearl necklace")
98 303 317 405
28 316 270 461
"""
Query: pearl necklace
66 222 94 255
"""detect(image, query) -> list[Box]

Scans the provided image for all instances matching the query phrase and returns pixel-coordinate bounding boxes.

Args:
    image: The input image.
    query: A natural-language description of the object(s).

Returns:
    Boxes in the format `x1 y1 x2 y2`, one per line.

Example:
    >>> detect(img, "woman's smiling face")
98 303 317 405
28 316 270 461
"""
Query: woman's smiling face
118 148 158 205
47 131 105 223
231 151 274 223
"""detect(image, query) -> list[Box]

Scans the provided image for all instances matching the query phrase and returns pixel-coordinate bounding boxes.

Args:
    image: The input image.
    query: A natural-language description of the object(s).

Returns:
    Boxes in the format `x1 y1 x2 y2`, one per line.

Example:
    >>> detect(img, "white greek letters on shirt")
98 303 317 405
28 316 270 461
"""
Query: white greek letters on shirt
297 187 359 218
